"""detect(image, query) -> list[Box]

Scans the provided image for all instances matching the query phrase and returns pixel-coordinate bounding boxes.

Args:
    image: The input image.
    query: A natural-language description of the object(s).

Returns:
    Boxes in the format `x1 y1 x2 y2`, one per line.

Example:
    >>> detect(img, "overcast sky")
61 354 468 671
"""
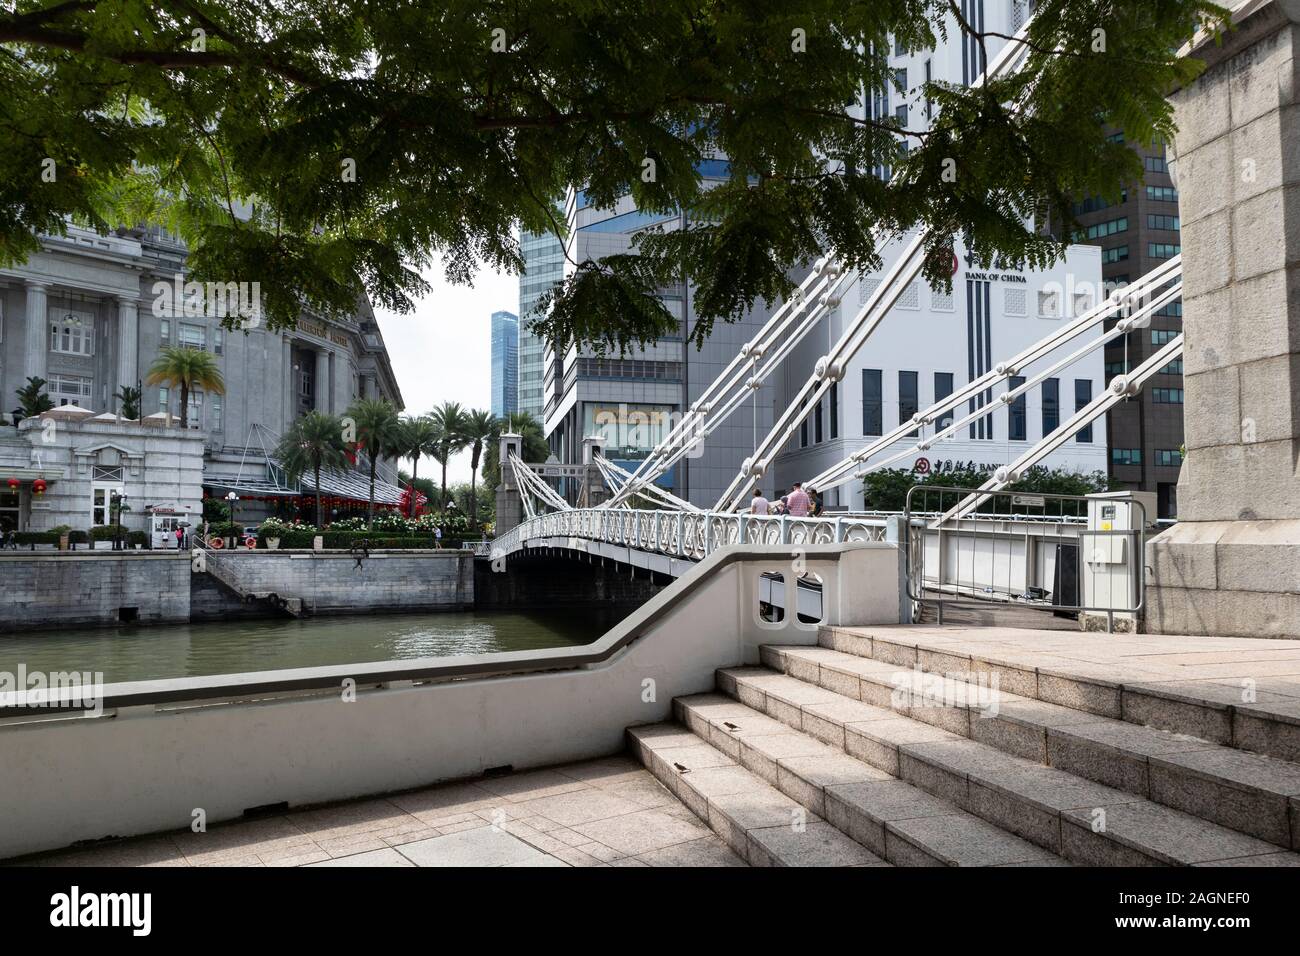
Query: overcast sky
374 255 518 486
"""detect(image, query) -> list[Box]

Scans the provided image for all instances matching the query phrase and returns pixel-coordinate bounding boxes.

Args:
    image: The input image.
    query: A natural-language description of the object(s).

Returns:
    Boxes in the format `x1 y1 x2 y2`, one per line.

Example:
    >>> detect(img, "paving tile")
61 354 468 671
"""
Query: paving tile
395 828 551 867
389 782 498 818
553 756 648 788
504 856 571 867
288 798 412 840
259 847 331 867
572 808 711 857
309 848 415 867
475 769 590 802
637 835 745 867
548 844 606 867
514 788 645 827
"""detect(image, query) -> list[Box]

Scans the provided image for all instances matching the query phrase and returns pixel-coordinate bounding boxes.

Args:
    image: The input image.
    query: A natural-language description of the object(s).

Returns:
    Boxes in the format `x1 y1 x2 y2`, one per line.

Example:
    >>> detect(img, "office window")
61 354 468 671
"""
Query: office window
187 389 204 429
923 59 932 119
895 104 909 128
214 327 225 355
1152 388 1184 404
1112 448 1142 465
814 398 824 444
1158 359 1184 375
829 382 839 440
934 372 955 430
897 370 920 437
158 386 169 412
178 323 206 350
1008 376 1027 441
1156 448 1183 467
48 374 93 407
1005 288 1026 316
1104 360 1129 377
1155 302 1183 318
160 318 170 346
1145 154 1168 173
1042 378 1059 435
894 36 907 57
1075 379 1093 442
1149 243 1181 259
1146 185 1179 202
800 397 808 447
49 311 94 356
862 369 883 436
1148 214 1181 231
1101 245 1130 264
1152 329 1179 345
1078 217 1128 240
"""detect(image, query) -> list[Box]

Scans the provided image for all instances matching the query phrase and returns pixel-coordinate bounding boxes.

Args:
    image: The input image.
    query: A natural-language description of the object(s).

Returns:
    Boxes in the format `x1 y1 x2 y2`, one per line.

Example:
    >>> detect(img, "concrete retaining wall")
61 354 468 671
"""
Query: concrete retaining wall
0 552 191 631
473 552 666 609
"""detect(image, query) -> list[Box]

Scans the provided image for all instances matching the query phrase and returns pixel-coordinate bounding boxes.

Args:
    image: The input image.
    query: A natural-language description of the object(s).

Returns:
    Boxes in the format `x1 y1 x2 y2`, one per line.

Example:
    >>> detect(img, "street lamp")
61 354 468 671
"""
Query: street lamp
111 491 128 550
226 491 239 546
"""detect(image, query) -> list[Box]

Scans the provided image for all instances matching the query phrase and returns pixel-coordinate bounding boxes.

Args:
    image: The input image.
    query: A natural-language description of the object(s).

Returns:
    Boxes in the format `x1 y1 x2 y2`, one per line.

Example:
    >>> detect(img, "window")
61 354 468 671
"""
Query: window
1145 154 1168 173
934 372 954 430
214 327 225 355
1008 376 1027 441
1158 359 1184 375
48 374 92 407
899 371 919 436
178 323 206 350
211 395 223 431
1112 448 1142 465
923 59 932 119
1072 291 1094 316
897 282 920 309
894 36 907 57
859 275 881 305
1105 360 1129 376
1037 289 1060 317
1149 243 1181 259
1005 288 1026 316
1152 329 1179 345
160 318 170 346
862 369 882 436
187 389 204 429
1152 388 1184 404
91 487 122 527
158 386 169 413
1156 448 1183 467
895 104 909 127
49 310 94 355
92 465 123 482
800 398 808 447
814 398 824 444
1155 302 1183 318
1078 217 1128 240
829 382 839 440
1101 245 1130 264
931 287 954 311
1146 185 1179 202
1148 214 1181 231
1042 378 1059 434
1073 190 1127 216
1075 379 1093 442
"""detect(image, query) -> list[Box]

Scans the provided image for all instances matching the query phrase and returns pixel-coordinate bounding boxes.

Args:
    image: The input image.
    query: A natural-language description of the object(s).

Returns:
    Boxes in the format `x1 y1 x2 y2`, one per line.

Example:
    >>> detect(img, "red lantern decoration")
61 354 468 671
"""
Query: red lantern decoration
6 478 18 491
31 479 46 496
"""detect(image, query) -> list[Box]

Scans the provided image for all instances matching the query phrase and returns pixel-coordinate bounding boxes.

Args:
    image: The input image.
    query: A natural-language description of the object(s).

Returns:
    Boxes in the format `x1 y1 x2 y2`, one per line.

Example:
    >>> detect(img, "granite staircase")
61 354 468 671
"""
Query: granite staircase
629 625 1300 866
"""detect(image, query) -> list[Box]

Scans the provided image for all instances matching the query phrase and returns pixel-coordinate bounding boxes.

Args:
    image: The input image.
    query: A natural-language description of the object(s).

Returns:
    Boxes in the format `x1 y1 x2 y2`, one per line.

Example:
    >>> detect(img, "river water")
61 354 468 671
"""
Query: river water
0 607 629 684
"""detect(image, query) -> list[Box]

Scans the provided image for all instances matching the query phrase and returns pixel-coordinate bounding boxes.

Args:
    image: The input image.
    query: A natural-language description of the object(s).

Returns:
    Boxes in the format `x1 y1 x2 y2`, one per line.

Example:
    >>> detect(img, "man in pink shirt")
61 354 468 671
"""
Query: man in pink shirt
786 482 811 517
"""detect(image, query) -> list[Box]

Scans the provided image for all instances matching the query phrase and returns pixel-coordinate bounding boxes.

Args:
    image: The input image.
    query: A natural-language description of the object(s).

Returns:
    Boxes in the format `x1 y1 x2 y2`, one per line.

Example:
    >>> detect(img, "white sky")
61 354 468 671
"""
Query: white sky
374 255 518 486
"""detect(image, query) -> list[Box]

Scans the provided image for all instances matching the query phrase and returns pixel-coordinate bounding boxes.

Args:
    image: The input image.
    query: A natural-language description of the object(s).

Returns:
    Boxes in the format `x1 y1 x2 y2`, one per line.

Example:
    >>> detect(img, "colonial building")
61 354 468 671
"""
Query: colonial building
0 223 405 533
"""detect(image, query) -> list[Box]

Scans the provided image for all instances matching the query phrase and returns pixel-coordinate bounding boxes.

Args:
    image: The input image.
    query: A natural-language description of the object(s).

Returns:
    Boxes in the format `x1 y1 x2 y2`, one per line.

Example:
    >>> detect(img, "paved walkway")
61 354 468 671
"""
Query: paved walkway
14 756 744 868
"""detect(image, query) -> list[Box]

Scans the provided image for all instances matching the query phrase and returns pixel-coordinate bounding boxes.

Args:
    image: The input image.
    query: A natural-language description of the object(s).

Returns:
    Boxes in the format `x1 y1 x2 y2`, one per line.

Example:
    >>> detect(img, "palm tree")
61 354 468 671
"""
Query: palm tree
114 385 142 420
461 408 498 530
346 398 401 528
275 411 347 528
428 400 470 509
393 415 441 517
145 346 225 429
14 377 55 419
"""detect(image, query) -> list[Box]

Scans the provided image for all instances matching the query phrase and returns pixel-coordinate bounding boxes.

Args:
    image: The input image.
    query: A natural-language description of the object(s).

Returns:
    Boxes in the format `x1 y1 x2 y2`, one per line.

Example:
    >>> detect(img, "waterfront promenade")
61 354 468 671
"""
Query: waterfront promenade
13 756 742 868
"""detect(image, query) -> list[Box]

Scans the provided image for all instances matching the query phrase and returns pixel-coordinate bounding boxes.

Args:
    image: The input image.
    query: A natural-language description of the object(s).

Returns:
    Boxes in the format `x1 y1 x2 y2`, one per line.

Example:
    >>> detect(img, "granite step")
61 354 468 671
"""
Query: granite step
669 693 1066 866
819 624 1300 764
719 666 1300 866
762 643 1300 850
626 722 890 866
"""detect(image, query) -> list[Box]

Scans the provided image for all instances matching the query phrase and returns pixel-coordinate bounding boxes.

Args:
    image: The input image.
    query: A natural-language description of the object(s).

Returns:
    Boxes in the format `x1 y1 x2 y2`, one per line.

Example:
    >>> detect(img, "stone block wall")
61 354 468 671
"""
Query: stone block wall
0 552 190 631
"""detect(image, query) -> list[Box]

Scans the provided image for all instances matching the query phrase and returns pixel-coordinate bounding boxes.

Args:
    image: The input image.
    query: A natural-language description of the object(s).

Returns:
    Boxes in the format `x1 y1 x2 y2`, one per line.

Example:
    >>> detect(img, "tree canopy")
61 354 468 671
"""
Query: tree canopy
2 1 1224 353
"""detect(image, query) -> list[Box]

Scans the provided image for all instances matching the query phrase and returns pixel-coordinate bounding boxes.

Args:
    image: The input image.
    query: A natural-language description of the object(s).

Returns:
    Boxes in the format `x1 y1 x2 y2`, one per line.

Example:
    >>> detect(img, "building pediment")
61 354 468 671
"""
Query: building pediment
72 442 145 478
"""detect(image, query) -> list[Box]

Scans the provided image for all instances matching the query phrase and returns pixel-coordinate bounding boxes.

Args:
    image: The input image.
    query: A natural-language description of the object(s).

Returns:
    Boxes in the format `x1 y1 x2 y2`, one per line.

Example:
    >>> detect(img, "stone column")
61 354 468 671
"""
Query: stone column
282 336 294 425
1146 0 1300 637
116 296 138 411
315 348 330 413
24 280 49 388
494 432 524 534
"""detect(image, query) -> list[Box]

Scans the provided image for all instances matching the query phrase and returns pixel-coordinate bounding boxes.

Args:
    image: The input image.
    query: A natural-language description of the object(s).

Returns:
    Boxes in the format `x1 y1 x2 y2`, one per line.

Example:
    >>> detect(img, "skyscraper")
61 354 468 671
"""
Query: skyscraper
518 230 563 418
491 309 519 418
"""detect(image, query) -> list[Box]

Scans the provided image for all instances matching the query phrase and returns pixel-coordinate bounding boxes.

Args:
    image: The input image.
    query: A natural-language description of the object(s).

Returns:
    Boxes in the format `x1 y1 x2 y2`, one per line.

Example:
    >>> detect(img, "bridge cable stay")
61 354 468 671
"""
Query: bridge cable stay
932 334 1185 526
507 452 572 514
593 455 702 511
608 23 1043 509
803 269 1183 494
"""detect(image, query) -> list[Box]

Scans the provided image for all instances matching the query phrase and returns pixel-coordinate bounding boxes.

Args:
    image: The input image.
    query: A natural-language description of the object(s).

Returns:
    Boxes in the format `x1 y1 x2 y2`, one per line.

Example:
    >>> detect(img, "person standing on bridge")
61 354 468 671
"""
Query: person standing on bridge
786 482 811 517
750 489 770 515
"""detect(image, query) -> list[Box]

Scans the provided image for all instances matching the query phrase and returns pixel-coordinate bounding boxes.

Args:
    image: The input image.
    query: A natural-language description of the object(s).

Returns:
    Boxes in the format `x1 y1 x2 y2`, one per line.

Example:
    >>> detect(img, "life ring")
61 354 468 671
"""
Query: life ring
210 536 225 549
244 536 257 550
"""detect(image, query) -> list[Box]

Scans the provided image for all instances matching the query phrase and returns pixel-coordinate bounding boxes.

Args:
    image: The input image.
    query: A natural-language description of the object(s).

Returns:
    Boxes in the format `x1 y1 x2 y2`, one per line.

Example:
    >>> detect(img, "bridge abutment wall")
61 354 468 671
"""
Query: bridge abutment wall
473 552 667 610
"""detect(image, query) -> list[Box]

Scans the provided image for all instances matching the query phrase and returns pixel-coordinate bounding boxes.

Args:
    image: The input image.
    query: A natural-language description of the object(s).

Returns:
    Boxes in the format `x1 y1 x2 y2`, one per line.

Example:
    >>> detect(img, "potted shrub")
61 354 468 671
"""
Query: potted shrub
53 524 71 551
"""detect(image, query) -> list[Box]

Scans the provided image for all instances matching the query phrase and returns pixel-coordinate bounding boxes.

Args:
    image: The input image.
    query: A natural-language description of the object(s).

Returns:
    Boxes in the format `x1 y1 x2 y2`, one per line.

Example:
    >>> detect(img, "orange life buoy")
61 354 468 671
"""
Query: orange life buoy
210 536 225 549
244 536 257 550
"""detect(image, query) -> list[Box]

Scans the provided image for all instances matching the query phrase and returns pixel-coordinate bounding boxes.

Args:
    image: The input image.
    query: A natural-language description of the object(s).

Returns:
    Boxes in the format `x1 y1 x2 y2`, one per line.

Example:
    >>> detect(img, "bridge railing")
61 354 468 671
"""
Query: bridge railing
491 508 889 563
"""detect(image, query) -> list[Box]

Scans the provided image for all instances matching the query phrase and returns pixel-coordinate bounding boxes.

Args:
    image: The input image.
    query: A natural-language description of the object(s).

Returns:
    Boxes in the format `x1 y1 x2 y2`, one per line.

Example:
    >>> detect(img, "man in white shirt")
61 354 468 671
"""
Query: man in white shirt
750 489 771 515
